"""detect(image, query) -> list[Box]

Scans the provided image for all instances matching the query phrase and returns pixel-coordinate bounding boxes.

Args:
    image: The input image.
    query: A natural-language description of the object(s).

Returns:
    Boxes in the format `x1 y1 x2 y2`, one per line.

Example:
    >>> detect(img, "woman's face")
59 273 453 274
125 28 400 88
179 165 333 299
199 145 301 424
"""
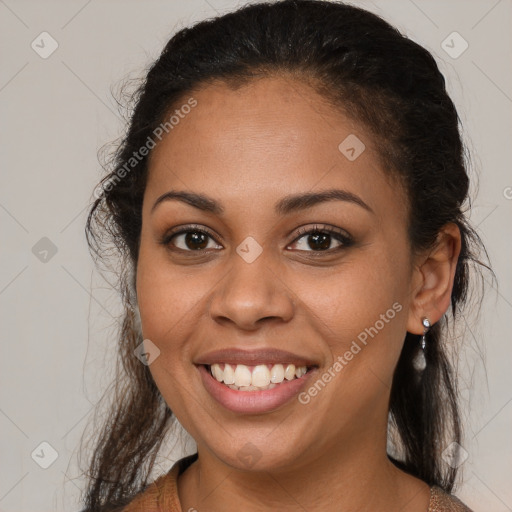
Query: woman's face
136 76 419 471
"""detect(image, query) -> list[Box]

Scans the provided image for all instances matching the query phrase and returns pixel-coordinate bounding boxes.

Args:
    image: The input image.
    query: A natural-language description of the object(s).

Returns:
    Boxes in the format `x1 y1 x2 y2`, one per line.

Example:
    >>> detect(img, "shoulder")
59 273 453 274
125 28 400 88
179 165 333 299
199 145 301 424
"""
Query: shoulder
109 470 179 512
78 473 175 512
77 484 162 512
429 485 474 512
113 453 198 512
78 459 189 512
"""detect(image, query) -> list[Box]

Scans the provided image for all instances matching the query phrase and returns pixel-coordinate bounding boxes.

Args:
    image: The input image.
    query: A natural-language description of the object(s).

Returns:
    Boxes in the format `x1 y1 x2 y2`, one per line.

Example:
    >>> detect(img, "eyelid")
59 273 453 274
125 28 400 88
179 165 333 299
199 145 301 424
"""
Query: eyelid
292 223 352 242
164 223 217 239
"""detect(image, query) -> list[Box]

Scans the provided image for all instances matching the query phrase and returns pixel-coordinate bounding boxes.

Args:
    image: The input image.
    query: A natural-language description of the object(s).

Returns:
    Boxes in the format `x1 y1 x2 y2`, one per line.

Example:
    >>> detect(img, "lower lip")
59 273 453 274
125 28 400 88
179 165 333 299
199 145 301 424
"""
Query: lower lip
198 364 316 414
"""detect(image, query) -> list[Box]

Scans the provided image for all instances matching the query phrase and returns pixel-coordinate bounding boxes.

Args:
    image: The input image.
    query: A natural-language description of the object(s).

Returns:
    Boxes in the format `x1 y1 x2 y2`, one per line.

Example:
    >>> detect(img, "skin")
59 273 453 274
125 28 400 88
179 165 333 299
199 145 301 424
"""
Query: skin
135 75 461 511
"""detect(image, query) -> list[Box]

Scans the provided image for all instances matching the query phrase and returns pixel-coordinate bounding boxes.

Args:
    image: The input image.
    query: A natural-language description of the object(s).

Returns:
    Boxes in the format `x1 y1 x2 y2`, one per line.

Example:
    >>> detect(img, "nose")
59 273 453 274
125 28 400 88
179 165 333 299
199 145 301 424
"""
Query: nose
208 249 295 331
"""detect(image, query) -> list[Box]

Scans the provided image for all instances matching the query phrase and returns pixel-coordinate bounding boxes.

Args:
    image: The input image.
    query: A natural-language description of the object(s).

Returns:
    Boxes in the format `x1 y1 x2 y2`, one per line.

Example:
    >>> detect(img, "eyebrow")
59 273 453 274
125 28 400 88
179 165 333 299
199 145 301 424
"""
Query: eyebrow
151 188 374 216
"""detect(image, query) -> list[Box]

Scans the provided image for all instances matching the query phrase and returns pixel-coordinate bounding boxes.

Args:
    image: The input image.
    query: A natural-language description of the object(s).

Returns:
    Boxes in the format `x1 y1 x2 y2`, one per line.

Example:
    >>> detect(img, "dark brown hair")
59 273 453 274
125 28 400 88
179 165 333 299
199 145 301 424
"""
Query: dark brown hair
80 1 491 509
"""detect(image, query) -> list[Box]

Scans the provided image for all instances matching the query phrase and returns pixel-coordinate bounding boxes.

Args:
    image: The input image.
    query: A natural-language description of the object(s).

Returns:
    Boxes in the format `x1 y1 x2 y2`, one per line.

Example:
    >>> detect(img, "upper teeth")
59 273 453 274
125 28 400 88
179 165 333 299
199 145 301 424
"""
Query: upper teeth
210 363 307 388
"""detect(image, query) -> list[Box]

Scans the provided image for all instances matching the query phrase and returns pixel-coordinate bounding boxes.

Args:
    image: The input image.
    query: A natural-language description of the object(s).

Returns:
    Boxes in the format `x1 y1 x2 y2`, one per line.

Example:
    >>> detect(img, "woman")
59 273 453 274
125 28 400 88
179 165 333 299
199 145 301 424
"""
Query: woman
81 0 489 510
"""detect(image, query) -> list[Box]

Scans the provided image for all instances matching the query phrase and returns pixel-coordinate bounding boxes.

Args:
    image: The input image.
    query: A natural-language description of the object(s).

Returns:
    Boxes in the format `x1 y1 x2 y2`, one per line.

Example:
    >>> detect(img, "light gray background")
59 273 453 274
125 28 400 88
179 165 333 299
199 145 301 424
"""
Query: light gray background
0 0 511 510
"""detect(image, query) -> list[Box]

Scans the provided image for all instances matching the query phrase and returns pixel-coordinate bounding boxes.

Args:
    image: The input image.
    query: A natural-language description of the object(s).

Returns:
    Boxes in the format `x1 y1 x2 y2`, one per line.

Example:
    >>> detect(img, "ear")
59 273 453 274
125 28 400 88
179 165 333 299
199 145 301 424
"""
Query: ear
406 223 462 335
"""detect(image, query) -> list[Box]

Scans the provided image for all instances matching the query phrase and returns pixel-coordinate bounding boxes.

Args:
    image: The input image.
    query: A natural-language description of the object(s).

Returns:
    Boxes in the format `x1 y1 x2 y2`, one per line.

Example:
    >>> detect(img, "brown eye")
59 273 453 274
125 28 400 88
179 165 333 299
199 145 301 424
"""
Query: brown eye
302 232 332 251
289 225 353 253
161 226 222 252
176 231 210 250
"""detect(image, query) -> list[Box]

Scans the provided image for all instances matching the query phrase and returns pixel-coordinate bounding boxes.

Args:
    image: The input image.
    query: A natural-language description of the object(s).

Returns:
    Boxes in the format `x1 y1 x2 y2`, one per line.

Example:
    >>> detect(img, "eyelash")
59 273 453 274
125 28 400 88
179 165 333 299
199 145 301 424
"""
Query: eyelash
160 223 353 255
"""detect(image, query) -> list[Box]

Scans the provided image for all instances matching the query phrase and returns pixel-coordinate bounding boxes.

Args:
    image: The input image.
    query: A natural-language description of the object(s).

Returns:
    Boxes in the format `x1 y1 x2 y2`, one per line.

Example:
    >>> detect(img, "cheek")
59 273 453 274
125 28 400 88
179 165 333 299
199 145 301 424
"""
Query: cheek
292 255 410 425
135 246 208 424
316 253 405 319
296 248 410 372
135 243 206 360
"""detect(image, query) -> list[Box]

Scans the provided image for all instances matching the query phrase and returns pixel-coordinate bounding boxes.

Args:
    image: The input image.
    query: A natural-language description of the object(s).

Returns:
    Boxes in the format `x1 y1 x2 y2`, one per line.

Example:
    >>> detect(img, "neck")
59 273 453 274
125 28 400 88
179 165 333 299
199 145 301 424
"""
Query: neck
177 429 431 511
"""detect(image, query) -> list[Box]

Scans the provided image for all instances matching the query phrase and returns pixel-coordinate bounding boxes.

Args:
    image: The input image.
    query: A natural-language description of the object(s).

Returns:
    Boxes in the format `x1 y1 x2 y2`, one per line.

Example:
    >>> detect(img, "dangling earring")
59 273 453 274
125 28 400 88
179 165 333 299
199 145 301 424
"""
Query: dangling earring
412 317 430 372
420 317 430 350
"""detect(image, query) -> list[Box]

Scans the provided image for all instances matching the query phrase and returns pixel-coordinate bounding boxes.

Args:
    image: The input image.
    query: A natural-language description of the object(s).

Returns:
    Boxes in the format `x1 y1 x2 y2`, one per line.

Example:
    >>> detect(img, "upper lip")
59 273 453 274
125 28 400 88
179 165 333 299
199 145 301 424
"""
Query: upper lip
195 348 318 367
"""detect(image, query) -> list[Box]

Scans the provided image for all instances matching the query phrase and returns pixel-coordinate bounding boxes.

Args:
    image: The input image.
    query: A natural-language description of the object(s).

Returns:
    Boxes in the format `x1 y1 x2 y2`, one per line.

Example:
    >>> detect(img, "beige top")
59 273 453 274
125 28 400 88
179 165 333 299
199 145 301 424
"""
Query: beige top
121 454 474 511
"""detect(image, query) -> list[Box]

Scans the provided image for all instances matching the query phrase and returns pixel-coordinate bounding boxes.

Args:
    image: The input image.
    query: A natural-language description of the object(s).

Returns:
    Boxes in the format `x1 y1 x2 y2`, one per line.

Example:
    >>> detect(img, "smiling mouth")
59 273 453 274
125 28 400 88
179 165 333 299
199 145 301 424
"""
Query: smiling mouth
203 363 314 391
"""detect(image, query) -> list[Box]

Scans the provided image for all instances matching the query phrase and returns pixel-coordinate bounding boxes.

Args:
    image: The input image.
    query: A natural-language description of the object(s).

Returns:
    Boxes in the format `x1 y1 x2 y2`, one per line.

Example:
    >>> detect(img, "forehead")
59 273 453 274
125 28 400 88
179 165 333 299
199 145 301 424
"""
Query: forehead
145 76 406 220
